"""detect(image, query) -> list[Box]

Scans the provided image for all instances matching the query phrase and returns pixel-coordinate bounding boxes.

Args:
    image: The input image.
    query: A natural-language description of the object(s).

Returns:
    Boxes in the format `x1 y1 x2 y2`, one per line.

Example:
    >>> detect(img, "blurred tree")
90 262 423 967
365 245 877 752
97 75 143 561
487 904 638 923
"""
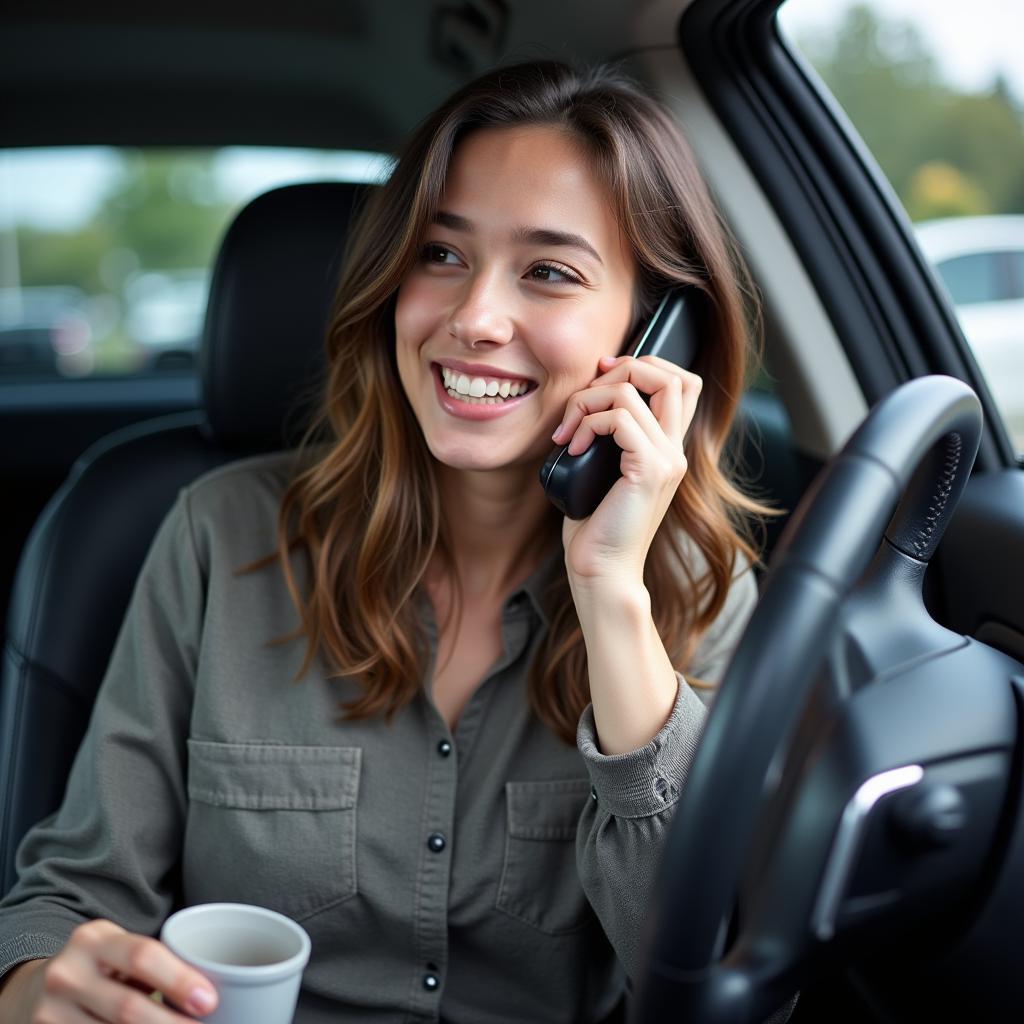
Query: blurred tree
928 88 1024 214
16 150 234 295
906 162 989 220
16 223 112 293
792 3 1024 218
14 150 236 373
94 150 233 289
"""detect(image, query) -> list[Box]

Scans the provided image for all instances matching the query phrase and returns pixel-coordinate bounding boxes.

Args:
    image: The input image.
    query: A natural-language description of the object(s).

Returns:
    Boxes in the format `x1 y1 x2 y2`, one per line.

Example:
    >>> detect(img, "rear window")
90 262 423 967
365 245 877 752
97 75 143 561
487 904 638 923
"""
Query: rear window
0 147 392 381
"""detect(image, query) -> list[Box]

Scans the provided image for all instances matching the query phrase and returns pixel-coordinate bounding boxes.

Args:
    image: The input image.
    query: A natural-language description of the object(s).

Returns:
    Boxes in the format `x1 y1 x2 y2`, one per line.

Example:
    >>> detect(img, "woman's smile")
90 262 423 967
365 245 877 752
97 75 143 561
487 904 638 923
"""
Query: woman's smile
430 361 537 420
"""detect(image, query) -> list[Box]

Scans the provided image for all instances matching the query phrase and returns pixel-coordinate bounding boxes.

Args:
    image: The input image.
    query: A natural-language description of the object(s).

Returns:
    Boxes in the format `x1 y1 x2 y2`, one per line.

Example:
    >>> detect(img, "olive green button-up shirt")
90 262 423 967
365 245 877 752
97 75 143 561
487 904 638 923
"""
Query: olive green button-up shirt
0 450 757 1023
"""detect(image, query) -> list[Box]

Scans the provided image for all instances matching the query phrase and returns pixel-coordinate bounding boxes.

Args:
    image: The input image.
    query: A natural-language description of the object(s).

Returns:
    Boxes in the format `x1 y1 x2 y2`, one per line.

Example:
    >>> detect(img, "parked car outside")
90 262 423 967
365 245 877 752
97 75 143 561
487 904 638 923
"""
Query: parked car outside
915 215 1024 449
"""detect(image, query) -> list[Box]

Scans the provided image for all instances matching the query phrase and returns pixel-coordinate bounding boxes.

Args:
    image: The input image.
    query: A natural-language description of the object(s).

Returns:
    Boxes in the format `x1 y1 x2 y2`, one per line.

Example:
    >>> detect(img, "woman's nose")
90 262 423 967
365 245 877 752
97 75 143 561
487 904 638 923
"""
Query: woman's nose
447 274 515 348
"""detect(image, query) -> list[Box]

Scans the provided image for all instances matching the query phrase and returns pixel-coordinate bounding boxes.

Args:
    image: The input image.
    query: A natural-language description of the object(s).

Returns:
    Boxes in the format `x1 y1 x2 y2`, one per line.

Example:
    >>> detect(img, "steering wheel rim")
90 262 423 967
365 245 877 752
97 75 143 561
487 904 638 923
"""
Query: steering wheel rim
633 375 984 1023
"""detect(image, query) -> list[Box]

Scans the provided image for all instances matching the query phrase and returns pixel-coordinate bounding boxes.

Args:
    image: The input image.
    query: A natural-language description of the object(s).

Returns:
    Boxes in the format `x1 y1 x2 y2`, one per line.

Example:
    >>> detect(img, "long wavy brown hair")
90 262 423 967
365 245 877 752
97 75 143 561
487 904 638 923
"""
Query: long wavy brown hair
250 61 768 745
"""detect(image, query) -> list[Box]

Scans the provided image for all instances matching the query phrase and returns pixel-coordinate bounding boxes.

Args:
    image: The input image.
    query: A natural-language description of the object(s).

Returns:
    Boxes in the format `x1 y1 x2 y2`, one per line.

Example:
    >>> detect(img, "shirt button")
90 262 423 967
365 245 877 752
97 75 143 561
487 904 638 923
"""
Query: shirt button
437 740 452 757
427 832 447 853
423 973 440 991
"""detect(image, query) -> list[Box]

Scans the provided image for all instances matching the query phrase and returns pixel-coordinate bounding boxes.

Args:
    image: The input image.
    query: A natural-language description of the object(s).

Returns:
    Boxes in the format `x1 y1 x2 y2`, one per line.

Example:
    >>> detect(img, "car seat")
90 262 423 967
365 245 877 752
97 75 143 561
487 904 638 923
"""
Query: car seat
0 182 367 894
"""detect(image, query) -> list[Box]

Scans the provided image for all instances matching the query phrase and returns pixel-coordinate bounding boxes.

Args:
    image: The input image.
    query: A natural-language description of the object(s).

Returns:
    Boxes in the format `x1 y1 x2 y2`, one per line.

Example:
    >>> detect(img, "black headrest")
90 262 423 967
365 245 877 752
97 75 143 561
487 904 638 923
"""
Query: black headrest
200 181 369 450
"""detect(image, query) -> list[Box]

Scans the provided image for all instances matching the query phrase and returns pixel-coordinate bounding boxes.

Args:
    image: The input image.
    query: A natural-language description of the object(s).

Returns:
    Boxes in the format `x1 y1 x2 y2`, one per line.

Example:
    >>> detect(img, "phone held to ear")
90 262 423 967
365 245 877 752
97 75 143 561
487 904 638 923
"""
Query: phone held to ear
539 288 703 520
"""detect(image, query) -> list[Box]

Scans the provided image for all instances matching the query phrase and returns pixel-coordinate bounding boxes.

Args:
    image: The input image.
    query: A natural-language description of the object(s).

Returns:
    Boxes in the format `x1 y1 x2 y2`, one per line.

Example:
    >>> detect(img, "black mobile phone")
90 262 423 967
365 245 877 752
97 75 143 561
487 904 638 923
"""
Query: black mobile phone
539 288 703 519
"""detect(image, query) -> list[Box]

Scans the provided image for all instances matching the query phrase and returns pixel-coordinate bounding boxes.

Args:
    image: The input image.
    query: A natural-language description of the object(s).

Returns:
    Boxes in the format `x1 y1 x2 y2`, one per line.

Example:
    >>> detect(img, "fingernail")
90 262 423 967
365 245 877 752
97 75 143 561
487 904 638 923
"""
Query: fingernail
188 987 217 1014
552 422 566 442
599 355 619 365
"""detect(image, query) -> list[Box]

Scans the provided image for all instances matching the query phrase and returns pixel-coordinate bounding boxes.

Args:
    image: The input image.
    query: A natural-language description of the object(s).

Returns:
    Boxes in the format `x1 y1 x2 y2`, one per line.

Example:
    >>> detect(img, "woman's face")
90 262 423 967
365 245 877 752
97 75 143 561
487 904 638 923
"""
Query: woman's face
395 125 637 473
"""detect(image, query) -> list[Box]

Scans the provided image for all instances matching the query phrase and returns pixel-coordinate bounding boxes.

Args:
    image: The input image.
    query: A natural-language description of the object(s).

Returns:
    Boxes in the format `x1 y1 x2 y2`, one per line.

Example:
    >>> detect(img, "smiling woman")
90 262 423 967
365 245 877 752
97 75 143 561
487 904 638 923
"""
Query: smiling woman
0 60 774 1024
275 62 769 749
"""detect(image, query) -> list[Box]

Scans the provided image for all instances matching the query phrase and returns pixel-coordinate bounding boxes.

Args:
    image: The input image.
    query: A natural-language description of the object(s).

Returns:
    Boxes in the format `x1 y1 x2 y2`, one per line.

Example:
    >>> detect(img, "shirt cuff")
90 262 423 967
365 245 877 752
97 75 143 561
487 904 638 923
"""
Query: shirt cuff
0 932 65 981
576 673 708 818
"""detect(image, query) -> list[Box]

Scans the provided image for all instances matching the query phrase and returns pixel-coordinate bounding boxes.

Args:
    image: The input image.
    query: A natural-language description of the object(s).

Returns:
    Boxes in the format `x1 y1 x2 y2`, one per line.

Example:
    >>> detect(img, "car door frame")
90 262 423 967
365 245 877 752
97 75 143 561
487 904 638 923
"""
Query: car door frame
678 0 1023 645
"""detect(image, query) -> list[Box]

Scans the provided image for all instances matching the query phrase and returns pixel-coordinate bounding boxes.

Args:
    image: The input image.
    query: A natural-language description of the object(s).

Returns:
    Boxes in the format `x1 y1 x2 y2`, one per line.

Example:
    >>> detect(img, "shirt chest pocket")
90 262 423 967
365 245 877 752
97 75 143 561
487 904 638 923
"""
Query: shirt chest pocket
184 741 361 923
496 778 596 936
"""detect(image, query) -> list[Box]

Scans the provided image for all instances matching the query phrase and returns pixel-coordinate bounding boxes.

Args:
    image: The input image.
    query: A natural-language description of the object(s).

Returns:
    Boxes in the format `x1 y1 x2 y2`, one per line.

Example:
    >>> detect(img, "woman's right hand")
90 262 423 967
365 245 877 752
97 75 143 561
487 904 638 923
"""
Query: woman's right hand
15 919 218 1022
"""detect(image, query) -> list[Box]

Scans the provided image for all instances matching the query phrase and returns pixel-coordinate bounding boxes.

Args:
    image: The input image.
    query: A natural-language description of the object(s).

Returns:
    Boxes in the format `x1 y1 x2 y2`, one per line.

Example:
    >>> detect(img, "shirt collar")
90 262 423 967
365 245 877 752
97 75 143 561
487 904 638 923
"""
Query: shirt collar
502 542 564 628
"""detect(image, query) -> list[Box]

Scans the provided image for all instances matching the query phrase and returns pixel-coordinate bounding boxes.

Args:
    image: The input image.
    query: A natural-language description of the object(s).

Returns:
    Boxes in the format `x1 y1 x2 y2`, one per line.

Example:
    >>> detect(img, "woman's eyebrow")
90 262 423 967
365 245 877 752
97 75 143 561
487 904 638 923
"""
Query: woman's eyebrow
512 226 603 266
432 210 603 266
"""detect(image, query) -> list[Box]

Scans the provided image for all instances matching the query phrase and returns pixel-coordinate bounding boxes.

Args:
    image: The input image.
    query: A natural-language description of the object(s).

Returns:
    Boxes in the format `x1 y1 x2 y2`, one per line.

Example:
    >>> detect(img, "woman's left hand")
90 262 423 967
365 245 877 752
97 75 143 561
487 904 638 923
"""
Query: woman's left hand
553 353 702 589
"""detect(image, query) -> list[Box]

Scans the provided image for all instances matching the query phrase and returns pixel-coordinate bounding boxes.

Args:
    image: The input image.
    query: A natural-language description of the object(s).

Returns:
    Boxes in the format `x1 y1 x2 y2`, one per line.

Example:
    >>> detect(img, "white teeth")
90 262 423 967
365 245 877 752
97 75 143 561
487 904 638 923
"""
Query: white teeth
444 389 504 404
439 366 531 404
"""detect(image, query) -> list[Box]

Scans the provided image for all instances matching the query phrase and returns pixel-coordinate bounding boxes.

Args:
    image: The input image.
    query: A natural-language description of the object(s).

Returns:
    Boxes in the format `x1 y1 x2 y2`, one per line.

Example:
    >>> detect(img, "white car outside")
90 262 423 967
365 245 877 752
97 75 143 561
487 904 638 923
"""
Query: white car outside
914 215 1024 452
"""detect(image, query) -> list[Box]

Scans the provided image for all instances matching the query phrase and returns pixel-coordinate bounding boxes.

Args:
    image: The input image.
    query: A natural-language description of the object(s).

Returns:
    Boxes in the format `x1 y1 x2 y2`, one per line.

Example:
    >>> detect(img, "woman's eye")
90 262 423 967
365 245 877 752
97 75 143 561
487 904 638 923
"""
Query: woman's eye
421 244 460 265
526 262 583 285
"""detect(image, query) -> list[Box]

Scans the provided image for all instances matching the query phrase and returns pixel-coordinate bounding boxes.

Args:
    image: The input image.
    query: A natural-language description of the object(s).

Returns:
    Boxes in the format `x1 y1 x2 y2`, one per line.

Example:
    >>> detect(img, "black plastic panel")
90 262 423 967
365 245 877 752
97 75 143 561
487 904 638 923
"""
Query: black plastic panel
937 470 1024 658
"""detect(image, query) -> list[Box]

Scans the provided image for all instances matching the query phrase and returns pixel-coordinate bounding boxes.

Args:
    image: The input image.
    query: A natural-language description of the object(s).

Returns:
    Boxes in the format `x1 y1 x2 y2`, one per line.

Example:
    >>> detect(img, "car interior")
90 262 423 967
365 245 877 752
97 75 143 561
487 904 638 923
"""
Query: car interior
2 1 1023 1021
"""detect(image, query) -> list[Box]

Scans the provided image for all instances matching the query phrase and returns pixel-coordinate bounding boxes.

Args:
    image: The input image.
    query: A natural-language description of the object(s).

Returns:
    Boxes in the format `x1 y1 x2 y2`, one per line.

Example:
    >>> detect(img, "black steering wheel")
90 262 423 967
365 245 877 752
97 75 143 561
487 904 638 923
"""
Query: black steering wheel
633 376 1024 1023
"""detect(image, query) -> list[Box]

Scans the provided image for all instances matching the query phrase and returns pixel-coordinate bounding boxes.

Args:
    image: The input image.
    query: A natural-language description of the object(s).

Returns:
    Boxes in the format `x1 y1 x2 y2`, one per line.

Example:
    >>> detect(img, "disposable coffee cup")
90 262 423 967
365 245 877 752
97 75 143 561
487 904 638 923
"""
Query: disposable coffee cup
161 903 311 1024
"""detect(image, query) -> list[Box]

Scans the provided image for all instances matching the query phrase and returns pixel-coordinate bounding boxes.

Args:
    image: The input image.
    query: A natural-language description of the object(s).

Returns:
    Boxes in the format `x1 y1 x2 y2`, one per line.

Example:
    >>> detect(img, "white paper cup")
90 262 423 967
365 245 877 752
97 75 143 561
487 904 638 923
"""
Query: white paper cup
161 903 311 1024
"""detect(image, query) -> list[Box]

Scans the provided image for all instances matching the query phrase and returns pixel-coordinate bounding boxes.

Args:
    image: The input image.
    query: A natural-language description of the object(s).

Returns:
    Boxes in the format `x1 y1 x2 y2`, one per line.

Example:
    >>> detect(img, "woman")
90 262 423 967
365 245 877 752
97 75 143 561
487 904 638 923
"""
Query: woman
0 61 764 1022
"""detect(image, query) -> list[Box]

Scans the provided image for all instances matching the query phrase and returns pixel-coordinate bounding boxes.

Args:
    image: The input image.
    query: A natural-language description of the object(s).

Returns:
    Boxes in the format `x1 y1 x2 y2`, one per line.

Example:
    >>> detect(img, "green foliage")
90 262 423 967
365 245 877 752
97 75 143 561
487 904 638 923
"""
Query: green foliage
16 150 235 296
792 2 1024 219
925 92 1024 214
906 163 988 220
96 151 233 276
16 223 113 293
10 150 236 374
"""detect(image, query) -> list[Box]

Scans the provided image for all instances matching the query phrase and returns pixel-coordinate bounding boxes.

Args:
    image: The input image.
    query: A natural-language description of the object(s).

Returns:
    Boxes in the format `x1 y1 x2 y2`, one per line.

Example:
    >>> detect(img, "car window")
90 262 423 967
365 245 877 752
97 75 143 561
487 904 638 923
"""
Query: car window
1009 250 1024 301
934 251 1004 306
778 0 1024 454
0 147 392 382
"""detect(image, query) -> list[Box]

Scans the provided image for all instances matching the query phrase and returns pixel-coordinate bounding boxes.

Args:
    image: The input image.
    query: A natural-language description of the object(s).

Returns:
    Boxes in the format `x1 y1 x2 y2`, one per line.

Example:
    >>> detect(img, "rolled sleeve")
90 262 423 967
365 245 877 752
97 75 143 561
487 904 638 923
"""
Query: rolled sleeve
0 927 66 977
576 674 707 817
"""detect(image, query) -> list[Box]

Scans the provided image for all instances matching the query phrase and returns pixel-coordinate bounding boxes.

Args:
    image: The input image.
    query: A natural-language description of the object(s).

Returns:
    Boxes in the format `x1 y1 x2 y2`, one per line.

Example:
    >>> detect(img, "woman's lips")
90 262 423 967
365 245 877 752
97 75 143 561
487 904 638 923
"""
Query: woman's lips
431 363 534 421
